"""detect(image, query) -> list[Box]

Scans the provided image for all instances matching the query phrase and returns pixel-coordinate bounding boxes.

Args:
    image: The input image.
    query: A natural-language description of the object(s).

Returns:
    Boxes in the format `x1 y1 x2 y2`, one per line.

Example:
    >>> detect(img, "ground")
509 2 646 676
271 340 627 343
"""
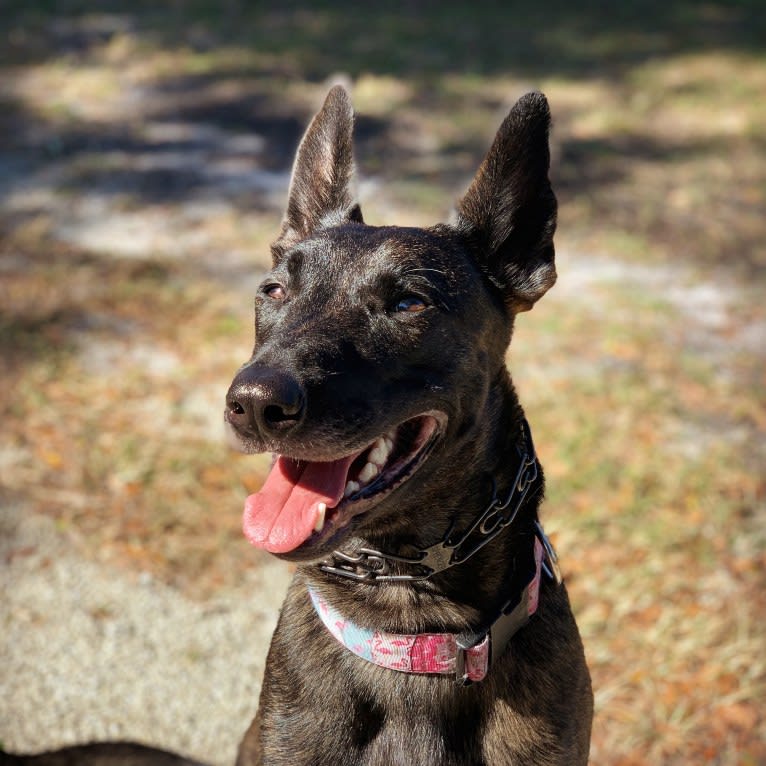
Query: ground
1 3 764 764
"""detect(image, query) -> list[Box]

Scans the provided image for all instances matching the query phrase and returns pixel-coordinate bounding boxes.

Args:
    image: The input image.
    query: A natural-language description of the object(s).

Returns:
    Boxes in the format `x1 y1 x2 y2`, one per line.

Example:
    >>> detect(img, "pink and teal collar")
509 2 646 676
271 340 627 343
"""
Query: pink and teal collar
310 534 549 685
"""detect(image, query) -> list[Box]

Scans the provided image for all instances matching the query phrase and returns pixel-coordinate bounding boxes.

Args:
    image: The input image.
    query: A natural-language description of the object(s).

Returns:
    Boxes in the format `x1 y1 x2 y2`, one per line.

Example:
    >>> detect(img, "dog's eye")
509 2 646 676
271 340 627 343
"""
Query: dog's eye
394 296 427 314
263 284 286 301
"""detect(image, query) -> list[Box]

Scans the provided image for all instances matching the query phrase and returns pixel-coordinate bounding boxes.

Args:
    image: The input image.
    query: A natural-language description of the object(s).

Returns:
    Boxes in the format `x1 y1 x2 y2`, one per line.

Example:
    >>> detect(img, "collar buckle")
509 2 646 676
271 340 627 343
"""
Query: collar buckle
454 643 469 686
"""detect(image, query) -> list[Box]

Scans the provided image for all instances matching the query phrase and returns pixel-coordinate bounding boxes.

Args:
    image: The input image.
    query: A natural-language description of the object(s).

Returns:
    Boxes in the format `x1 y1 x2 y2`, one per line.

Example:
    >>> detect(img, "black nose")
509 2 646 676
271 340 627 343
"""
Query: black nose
226 364 306 436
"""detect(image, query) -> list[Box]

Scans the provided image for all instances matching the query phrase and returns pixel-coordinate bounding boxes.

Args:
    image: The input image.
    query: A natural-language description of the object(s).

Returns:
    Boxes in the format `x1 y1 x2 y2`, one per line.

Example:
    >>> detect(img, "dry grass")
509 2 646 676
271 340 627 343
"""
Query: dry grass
1 2 764 763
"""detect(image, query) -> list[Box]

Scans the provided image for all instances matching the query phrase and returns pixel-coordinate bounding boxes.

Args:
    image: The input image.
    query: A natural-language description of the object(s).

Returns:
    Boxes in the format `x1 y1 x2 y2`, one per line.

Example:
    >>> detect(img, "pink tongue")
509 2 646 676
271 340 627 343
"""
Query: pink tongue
243 454 358 553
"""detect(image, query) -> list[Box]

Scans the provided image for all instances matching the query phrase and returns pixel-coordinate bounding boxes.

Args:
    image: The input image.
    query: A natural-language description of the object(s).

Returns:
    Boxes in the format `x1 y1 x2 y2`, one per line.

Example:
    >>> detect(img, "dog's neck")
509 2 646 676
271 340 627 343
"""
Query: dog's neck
308 530 549 685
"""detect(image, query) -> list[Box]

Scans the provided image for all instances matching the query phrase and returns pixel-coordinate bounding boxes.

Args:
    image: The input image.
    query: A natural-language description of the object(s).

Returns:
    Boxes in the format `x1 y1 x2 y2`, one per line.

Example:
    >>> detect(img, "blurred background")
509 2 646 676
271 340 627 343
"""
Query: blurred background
1 2 764 764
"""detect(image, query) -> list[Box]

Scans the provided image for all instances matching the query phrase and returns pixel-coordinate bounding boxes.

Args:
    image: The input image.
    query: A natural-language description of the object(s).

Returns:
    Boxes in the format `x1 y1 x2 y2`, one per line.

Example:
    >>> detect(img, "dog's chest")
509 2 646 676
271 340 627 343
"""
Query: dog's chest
260 598 552 766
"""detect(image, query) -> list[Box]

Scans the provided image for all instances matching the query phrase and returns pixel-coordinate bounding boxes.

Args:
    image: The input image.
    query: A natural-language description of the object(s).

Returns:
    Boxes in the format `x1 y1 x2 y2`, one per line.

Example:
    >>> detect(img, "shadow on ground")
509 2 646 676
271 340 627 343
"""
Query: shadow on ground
1 0 764 274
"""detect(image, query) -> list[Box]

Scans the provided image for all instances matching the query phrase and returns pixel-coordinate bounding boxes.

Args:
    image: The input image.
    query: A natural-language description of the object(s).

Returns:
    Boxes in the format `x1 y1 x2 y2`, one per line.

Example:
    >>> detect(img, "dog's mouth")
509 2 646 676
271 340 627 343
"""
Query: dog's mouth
242 413 443 555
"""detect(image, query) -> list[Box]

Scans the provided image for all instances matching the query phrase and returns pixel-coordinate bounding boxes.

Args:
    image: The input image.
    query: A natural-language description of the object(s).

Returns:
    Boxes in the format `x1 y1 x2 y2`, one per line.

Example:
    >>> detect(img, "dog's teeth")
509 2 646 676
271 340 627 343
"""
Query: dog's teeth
314 503 327 533
358 462 378 484
344 480 360 498
369 438 390 467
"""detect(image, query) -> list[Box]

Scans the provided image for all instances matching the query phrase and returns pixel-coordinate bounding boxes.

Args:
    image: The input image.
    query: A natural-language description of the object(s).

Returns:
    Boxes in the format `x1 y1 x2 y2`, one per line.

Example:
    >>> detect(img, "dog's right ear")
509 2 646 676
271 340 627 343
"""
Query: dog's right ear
271 86 363 263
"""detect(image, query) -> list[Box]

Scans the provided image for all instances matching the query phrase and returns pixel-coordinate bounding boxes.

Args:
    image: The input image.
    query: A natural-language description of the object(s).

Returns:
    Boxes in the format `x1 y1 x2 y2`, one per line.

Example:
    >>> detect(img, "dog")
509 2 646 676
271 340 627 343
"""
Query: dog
224 86 592 766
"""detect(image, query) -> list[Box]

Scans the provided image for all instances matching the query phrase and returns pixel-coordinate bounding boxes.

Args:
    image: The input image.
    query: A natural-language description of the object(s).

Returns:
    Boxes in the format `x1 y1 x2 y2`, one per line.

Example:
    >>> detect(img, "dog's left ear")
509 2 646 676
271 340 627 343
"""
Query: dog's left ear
455 92 557 313
271 85 363 262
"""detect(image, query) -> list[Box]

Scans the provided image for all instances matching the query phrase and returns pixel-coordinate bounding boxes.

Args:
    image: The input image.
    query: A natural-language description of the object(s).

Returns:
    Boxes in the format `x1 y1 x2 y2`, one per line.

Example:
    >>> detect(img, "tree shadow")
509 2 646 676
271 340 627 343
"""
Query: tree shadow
5 1 763 75
0 0 763 277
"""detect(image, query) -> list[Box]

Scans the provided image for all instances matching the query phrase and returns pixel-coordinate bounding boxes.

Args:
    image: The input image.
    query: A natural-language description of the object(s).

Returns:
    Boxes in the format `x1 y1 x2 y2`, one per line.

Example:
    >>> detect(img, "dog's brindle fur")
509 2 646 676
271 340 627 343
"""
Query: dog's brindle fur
2 87 591 766
226 87 592 766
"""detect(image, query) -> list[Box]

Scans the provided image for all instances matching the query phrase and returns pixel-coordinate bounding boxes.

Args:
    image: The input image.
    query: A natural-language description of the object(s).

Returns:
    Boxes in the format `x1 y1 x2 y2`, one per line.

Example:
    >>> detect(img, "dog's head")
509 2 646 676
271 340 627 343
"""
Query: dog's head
225 86 556 561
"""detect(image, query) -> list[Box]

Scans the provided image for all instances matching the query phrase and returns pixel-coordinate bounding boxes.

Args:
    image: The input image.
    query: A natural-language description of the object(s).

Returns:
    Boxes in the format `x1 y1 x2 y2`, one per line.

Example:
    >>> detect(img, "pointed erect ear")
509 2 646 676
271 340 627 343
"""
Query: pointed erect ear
455 92 557 313
271 85 363 262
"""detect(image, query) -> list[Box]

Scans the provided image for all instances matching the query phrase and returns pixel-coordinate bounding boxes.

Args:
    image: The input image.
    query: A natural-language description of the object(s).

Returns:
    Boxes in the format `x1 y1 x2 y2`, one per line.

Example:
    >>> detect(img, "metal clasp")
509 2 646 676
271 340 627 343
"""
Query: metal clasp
320 546 429 582
454 644 469 685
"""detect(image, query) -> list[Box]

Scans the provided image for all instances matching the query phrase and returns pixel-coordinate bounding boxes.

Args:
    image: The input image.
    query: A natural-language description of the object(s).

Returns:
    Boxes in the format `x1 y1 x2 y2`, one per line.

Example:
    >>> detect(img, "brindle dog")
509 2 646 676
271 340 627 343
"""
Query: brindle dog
225 87 592 766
